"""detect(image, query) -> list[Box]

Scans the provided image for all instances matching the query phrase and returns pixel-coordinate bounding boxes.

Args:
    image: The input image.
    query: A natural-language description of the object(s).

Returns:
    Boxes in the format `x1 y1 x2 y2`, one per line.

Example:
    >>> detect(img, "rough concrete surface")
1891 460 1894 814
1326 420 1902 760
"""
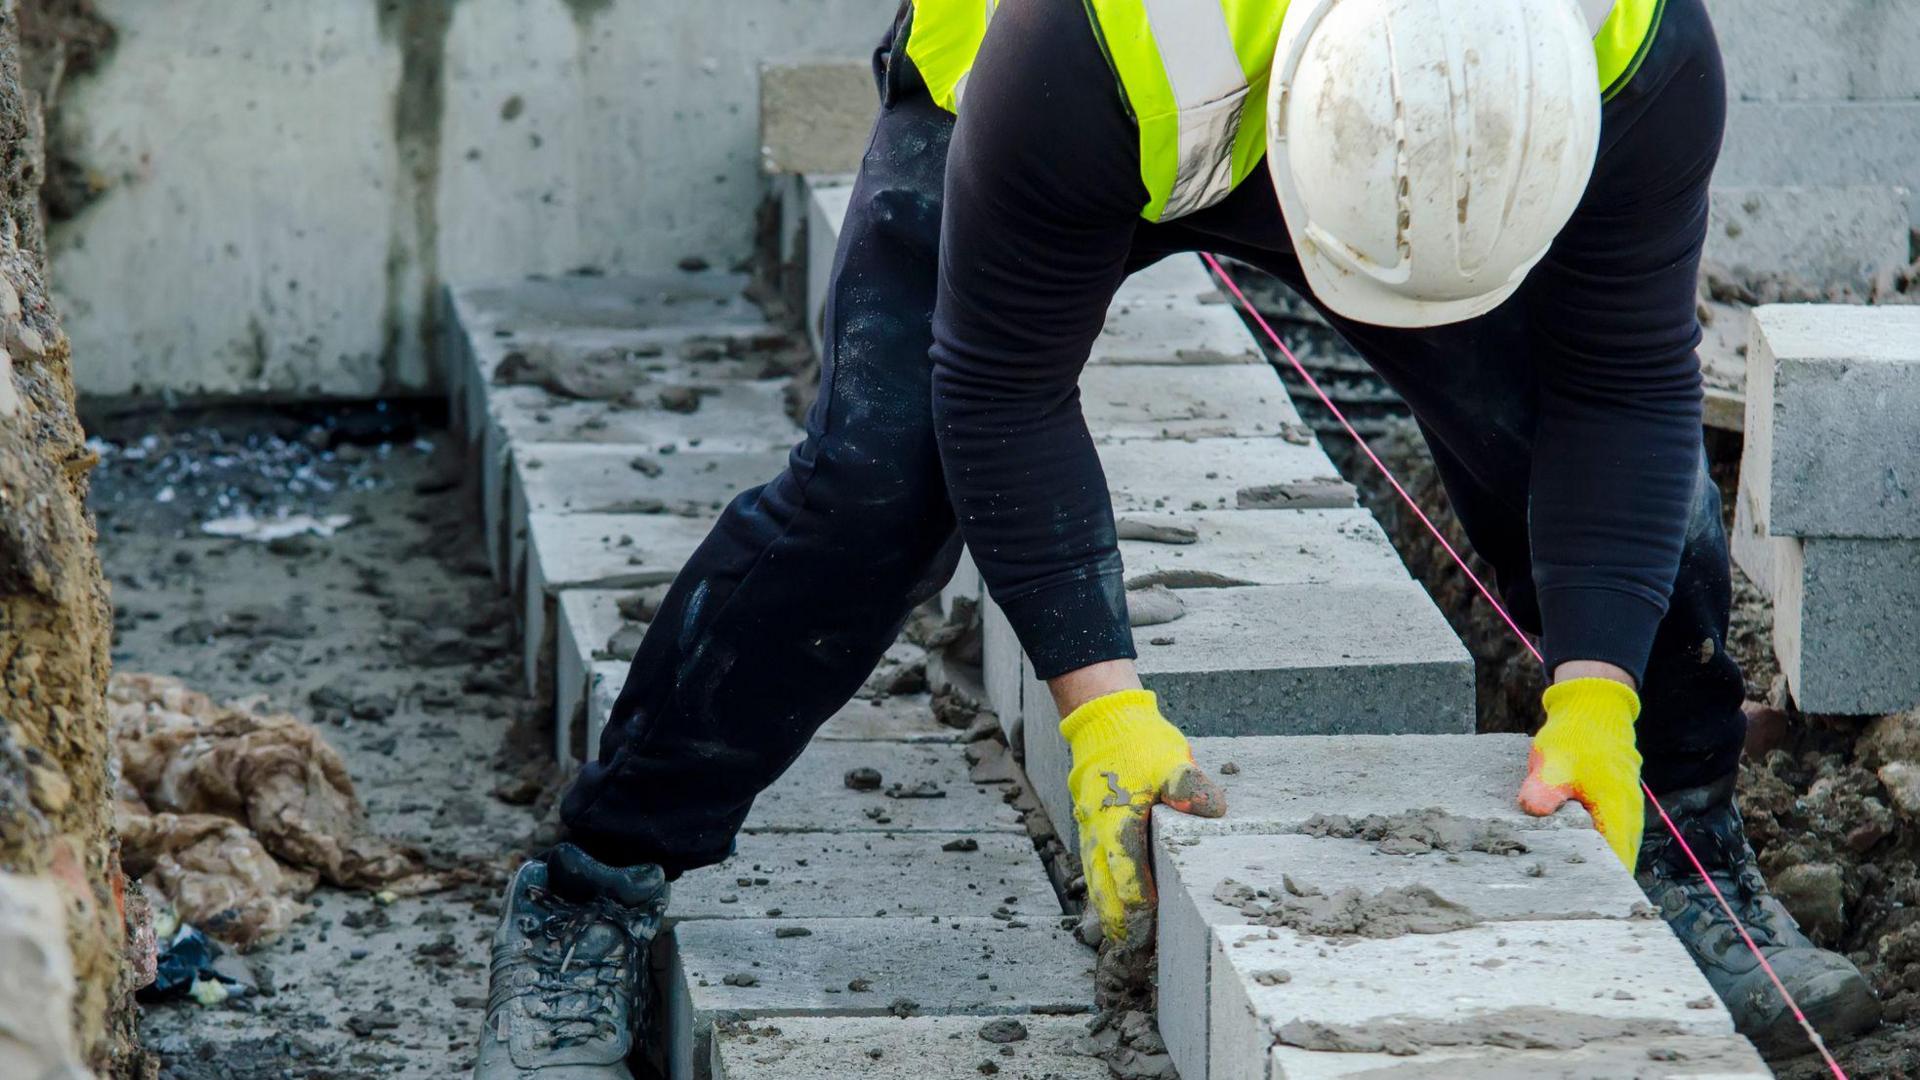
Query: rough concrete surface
1124 583 1474 736
665 917 1095 1080
758 59 874 175
1089 297 1261 365
1773 534 1920 715
1267 1034 1771 1078
670 832 1055 921
1209 920 1731 1080
1706 186 1913 291
1705 0 1920 101
1116 509 1410 591
57 1 892 399
1079 363 1306 442
1744 304 1920 539
1155 829 1652 1080
1716 102 1920 224
712 1015 1111 1080
1097 437 1350 515
737 740 1025 835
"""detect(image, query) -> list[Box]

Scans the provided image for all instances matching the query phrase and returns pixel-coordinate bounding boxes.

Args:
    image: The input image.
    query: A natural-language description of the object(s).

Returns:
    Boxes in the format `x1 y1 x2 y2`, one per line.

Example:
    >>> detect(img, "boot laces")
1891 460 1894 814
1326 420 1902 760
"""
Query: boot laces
507 889 644 1047
1648 804 1791 950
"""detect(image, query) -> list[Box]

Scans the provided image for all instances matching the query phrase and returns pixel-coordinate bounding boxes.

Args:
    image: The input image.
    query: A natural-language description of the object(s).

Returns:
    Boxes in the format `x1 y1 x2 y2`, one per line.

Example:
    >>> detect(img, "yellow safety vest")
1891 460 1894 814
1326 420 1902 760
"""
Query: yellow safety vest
907 0 1663 223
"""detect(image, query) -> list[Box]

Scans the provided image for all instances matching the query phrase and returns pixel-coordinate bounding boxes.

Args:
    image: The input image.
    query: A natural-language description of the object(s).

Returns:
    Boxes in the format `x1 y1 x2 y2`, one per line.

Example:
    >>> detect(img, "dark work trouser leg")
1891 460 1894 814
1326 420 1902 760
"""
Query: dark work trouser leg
559 70 959 875
1235 259 1746 794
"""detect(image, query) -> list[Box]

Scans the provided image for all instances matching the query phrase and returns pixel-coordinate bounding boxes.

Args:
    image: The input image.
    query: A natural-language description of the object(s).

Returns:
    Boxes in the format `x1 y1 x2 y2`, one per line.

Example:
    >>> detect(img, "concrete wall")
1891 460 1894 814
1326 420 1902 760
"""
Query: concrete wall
51 0 890 402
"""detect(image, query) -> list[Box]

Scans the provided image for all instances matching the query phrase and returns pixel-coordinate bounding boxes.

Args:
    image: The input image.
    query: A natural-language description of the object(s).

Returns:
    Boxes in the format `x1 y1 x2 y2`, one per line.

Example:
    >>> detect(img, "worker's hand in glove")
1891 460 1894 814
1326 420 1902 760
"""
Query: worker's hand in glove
1063 689 1226 942
1517 677 1645 871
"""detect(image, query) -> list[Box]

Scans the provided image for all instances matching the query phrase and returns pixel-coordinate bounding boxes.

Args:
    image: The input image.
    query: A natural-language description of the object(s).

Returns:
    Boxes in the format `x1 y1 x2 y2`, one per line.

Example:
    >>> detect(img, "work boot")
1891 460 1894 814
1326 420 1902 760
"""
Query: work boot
1637 773 1879 1057
474 844 669 1078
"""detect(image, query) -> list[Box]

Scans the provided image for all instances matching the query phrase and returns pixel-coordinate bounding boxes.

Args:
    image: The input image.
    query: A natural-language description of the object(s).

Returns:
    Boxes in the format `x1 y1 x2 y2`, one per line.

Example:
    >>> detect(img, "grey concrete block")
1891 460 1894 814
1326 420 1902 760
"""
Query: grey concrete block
1098 438 1347 515
1155 829 1647 1080
483 380 797 585
1209 919 1731 1080
940 546 981 618
671 831 1057 921
1707 186 1912 289
1089 295 1260 366
1115 254 1221 304
557 590 633 762
1078 364 1305 442
982 598 1024 746
1745 305 1920 538
1730 479 1783 601
508 443 787 579
523 512 712 693
1128 584 1472 736
1718 102 1920 224
1706 0 1920 101
587 660 961 757
665 918 1095 1080
758 60 875 176
806 179 854 356
1116 510 1409 591
742 740 1026 835
1015 657 1071 857
1165 734 1594 843
712 1016 1111 1080
1268 1036 1771 1078
1775 534 1920 715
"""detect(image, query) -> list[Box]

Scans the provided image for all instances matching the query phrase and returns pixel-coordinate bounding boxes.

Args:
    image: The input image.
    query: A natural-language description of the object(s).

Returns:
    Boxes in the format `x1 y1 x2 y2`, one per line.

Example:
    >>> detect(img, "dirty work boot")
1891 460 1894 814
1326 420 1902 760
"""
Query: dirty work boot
1637 773 1879 1057
475 844 669 1078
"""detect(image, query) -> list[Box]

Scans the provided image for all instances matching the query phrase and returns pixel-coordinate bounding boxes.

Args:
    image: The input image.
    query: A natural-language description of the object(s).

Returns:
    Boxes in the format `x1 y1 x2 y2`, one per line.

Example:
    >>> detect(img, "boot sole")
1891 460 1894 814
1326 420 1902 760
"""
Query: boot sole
1749 968 1882 1059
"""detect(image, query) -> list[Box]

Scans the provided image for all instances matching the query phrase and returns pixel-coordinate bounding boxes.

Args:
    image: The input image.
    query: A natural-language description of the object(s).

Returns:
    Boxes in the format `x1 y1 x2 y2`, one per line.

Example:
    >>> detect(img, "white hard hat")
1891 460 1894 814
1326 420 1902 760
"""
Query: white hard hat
1268 0 1603 328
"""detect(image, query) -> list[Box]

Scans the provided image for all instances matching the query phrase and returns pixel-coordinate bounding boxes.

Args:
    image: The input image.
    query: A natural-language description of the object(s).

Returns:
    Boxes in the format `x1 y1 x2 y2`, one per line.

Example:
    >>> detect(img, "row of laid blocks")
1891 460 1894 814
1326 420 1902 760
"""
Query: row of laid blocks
1151 733 1769 1080
1733 305 1920 714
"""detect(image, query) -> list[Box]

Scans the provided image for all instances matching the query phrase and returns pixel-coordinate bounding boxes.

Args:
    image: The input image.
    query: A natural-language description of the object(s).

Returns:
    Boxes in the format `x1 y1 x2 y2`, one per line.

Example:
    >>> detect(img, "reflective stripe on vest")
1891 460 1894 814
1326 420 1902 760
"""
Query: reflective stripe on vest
907 0 1662 223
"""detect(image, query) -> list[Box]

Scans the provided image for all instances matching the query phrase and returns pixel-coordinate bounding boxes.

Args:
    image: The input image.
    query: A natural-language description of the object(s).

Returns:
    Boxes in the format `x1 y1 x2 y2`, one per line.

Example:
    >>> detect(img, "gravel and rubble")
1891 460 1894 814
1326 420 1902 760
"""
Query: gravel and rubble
91 405 546 1079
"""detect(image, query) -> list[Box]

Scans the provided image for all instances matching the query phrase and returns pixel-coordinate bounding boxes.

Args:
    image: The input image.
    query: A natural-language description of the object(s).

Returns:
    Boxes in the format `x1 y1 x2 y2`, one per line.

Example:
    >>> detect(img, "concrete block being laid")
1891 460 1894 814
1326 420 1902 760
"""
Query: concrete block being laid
1155 828 1648 1080
1170 734 1592 842
664 918 1095 1080
1098 437 1351 515
1706 186 1912 291
1774 534 1920 715
1209 919 1731 1080
1078 364 1304 442
1267 1035 1771 1079
758 60 875 176
670 832 1057 921
712 1016 1110 1080
1743 305 1920 539
1115 253 1221 305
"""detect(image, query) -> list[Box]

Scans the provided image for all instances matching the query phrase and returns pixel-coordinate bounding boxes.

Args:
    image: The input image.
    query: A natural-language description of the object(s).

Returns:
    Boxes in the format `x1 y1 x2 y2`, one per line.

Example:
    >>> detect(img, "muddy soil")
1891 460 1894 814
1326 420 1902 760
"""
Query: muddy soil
91 405 545 1079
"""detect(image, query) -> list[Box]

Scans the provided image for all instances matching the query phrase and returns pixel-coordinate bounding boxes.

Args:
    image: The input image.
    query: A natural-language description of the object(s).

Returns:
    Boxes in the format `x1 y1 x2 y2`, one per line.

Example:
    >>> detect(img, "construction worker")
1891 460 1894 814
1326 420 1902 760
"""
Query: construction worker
474 1 1882 1075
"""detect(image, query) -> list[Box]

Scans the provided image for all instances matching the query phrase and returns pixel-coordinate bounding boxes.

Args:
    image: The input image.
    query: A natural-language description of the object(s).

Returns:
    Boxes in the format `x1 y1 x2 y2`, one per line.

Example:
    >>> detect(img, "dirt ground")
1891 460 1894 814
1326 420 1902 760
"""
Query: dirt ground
91 404 545 1079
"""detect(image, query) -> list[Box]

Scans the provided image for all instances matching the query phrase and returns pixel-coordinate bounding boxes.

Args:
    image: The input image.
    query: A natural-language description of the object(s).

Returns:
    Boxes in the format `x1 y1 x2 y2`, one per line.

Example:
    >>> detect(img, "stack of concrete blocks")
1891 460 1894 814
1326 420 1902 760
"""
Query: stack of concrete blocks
1734 305 1920 715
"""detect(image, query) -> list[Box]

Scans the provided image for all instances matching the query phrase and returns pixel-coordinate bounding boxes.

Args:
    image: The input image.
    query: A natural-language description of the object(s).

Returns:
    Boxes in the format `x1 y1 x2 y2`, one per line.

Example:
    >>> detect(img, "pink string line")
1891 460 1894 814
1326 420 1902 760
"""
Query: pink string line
1199 251 1849 1079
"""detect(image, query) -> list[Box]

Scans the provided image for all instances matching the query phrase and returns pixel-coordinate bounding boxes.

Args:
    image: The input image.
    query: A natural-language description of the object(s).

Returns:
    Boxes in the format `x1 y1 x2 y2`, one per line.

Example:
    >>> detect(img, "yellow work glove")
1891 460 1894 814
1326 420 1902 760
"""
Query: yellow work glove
1062 689 1226 942
1517 677 1645 871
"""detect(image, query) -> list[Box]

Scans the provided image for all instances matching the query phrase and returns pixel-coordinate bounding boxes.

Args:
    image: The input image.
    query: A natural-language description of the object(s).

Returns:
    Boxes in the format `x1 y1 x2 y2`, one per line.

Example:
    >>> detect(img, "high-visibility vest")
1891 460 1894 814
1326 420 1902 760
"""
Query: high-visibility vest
906 0 1663 222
